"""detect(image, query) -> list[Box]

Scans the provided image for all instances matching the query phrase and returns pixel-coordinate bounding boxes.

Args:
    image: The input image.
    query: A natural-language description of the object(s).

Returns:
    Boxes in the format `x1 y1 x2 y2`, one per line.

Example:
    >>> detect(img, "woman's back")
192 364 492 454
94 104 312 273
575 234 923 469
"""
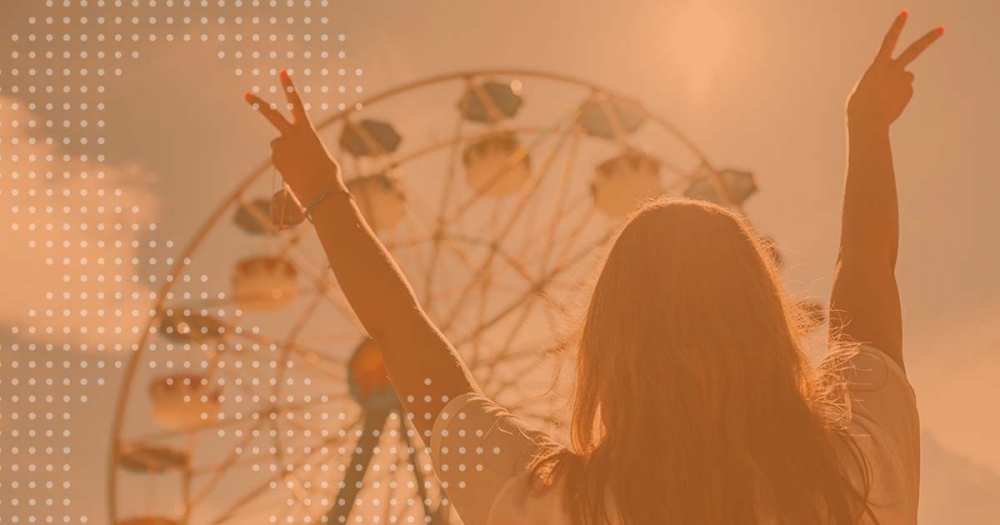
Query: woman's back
429 345 920 525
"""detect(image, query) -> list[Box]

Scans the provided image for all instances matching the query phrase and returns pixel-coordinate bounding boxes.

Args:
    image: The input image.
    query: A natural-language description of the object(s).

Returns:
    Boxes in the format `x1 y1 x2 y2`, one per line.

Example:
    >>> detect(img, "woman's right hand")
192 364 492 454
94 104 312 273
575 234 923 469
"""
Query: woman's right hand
847 11 943 130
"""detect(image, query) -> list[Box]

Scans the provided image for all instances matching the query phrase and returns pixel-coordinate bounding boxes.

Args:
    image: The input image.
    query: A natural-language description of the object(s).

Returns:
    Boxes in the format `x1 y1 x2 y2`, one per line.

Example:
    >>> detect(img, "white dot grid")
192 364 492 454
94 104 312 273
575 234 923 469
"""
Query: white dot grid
0 1 361 524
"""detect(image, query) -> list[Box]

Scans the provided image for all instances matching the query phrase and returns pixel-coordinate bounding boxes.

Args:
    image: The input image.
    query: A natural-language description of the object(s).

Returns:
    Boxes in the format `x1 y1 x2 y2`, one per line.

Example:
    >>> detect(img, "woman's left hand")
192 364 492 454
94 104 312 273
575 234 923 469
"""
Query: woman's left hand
847 12 944 130
245 70 344 204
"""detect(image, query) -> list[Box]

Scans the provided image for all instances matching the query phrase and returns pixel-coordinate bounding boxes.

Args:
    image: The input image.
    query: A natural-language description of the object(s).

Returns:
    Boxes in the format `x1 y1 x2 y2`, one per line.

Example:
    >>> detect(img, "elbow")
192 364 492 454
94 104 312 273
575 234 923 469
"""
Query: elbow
837 241 897 275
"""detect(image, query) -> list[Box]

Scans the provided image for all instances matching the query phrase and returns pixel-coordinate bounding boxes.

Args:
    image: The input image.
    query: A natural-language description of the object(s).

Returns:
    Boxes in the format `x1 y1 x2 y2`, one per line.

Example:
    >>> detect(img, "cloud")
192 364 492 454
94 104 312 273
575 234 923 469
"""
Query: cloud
920 430 1000 524
0 95 159 350
907 304 1000 476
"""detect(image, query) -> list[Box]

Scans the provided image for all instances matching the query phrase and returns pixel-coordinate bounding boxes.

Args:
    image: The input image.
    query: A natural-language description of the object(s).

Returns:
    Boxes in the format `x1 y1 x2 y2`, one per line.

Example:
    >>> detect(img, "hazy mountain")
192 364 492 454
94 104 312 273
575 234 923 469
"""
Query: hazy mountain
920 431 1000 524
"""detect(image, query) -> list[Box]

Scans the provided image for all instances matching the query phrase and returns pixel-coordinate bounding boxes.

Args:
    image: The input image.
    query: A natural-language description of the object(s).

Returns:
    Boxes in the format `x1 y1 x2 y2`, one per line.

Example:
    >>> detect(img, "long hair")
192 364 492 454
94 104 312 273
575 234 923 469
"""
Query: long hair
530 198 875 525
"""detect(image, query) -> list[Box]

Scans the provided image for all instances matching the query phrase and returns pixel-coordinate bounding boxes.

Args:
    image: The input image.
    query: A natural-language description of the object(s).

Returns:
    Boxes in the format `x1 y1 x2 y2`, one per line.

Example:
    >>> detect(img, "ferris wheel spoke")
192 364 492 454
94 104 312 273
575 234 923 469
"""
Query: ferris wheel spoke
264 399 357 511
436 258 500 334
187 442 280 479
269 418 285 512
536 289 570 338
468 272 492 370
482 348 548 398
284 347 349 383
178 433 197 523
303 448 405 525
517 168 586 272
409 199 514 325
207 342 334 402
279 251 368 336
271 468 314 524
187 417 271 508
470 337 568 372
230 323 349 368
203 346 268 402
151 306 339 368
375 171 471 322
286 446 349 522
528 202 595 275
435 231 526 285
280 412 340 437
421 106 468 309
516 129 583 270
438 119 579 334
273 227 312 260
381 228 437 252
461 273 544 372
210 415 364 524
274 497 305 525
282 331 361 347
122 394 348 446
549 208 602 269
452 226 609 350
473 296 538 381
272 289 326 407
155 292 257 312
394 214 432 289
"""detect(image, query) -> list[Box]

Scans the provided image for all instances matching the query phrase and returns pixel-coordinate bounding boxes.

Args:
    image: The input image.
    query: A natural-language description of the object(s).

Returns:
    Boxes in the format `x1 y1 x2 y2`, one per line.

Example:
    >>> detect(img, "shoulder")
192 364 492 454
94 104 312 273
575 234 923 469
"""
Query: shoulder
429 392 564 525
841 345 919 445
431 393 558 476
837 345 921 524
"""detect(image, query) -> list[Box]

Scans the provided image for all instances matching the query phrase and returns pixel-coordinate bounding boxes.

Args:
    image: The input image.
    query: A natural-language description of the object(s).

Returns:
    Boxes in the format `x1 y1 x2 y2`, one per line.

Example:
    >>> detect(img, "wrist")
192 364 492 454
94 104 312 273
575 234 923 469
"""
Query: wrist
292 161 346 204
847 117 891 141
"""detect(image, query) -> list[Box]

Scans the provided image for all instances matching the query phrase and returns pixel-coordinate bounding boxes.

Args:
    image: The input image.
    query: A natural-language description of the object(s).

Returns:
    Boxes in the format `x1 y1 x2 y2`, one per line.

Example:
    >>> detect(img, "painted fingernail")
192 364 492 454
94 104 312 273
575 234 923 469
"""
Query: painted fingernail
244 92 253 101
936 26 946 35
280 69 289 77
900 9 909 19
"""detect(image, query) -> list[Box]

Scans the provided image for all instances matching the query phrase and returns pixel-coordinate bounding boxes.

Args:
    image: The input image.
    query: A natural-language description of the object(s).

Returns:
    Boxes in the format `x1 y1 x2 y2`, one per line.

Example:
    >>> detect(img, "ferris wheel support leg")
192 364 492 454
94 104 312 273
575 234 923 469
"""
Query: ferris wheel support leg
399 416 450 524
324 407 391 524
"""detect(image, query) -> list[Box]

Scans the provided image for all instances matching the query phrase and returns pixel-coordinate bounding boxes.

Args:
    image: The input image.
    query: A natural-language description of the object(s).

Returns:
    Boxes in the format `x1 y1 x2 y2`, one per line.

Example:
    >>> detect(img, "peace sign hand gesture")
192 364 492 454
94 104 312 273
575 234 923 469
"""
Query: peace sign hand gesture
245 70 344 204
848 11 944 130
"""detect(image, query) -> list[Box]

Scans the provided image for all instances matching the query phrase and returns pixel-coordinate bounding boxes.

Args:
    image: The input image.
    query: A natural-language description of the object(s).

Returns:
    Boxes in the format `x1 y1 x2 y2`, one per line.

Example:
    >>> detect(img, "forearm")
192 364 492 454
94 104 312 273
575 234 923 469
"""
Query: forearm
830 122 904 367
840 123 900 269
306 179 419 336
306 178 480 433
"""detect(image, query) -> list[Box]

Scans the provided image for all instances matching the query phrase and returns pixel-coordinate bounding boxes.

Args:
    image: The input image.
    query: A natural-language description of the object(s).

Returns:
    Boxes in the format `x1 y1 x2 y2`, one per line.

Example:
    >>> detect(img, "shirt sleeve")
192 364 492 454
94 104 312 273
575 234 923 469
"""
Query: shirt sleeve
429 392 559 525
843 345 921 523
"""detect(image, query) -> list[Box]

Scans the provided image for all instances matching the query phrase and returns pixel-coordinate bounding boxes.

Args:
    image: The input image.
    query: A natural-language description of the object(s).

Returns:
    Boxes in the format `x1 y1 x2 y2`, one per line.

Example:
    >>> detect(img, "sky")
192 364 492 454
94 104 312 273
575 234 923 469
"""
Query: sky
1 0 999 523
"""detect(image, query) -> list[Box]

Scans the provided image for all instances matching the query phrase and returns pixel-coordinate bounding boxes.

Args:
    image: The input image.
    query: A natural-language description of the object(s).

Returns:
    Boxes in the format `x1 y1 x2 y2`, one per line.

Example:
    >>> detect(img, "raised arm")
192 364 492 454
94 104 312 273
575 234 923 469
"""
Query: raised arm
245 71 480 437
829 12 943 371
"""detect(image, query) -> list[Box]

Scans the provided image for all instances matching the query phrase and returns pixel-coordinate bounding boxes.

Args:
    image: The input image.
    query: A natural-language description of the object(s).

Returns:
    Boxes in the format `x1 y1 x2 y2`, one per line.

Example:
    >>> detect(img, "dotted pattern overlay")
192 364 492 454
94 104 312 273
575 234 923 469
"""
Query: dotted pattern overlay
0 1 357 523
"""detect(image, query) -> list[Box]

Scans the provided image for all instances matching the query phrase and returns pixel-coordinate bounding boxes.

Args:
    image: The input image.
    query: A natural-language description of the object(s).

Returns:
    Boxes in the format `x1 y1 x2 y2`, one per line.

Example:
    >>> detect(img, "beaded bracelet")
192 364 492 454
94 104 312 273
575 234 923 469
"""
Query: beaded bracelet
303 187 354 222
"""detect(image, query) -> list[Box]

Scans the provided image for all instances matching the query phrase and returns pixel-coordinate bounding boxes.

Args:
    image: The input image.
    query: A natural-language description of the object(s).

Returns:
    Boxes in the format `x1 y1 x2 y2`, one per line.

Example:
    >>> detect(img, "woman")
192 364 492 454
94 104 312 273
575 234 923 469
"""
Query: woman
246 12 942 524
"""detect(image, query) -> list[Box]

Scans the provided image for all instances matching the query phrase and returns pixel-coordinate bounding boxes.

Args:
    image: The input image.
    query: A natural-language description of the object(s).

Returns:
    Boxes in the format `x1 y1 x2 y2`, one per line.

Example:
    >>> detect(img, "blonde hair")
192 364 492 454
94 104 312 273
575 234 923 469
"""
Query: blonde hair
531 198 875 525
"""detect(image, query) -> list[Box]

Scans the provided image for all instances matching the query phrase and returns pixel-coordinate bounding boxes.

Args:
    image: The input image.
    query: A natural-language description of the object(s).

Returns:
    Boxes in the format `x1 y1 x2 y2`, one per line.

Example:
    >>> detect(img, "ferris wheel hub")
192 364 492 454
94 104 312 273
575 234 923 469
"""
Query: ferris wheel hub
347 338 400 411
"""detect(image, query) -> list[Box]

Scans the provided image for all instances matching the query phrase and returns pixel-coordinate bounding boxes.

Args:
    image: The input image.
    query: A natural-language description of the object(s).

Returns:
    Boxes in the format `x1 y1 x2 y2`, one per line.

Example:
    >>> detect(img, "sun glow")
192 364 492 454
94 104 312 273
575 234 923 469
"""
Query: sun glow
665 1 736 101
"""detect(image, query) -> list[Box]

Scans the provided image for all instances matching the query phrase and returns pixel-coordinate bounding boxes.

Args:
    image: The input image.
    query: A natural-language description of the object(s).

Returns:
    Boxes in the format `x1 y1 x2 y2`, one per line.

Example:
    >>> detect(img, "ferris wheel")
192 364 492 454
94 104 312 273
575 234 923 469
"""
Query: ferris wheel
108 69 784 525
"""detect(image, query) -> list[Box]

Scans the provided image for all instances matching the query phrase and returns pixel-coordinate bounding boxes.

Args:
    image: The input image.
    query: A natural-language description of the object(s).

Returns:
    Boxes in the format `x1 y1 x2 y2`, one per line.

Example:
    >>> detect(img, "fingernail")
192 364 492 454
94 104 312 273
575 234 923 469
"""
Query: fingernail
244 92 253 102
936 25 946 35
280 69 289 77
900 9 909 19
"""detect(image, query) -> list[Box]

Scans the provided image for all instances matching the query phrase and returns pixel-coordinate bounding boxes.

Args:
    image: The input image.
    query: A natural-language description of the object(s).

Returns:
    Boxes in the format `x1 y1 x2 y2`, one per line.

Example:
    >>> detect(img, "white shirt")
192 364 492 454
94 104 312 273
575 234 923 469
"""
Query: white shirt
430 346 920 525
